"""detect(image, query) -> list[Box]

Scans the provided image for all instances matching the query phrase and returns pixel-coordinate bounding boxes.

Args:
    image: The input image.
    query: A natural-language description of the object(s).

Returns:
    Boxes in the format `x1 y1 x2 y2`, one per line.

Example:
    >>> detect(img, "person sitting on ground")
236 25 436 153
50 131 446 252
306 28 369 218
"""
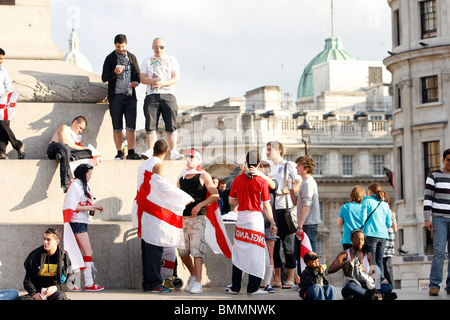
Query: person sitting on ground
298 251 336 300
19 227 75 300
0 260 19 300
327 229 396 300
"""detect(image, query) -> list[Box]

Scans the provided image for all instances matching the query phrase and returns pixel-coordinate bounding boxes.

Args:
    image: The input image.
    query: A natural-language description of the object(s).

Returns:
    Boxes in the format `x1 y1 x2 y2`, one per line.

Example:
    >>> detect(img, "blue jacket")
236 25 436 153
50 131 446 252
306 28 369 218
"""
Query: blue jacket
361 195 391 239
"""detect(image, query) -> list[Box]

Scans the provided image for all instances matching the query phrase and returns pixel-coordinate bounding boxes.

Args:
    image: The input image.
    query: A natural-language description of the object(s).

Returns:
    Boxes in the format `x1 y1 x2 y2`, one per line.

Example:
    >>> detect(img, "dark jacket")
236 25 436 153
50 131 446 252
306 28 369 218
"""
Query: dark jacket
23 245 75 296
299 266 329 299
101 50 140 102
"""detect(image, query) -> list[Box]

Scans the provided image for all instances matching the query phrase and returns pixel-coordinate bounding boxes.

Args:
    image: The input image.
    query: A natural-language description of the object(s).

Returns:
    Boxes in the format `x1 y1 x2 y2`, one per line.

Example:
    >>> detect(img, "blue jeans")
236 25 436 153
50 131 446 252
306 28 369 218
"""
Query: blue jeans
0 289 18 300
429 216 450 290
365 236 386 280
304 284 336 300
341 282 392 300
295 224 318 275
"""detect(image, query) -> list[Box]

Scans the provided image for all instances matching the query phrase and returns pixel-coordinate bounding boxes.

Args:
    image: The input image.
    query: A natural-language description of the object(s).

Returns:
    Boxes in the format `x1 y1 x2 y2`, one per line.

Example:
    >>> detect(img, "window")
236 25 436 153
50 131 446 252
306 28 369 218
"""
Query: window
421 75 438 103
396 85 402 109
420 0 437 39
373 155 385 176
393 10 401 46
342 155 353 176
398 147 404 200
313 155 323 176
424 141 440 181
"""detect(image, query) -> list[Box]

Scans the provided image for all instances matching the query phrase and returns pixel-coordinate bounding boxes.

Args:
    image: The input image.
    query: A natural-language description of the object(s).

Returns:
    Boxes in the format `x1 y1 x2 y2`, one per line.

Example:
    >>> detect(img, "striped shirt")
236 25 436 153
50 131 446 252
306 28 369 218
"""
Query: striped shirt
423 169 450 220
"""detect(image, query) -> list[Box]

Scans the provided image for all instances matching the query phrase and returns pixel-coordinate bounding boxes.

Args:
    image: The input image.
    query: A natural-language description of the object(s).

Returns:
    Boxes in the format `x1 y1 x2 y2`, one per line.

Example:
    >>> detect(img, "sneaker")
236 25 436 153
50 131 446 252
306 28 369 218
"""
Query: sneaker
146 286 171 293
226 288 239 295
114 152 124 160
185 275 196 292
126 153 142 160
55 153 62 163
85 283 104 292
17 143 25 159
170 149 183 160
190 282 203 294
71 285 82 292
264 284 275 293
141 150 152 160
248 289 268 295
429 287 439 296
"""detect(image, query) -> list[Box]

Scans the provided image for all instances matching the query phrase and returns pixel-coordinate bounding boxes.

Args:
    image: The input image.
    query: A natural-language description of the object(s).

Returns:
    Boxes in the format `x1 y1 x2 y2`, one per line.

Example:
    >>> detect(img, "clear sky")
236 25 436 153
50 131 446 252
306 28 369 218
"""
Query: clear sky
50 0 392 107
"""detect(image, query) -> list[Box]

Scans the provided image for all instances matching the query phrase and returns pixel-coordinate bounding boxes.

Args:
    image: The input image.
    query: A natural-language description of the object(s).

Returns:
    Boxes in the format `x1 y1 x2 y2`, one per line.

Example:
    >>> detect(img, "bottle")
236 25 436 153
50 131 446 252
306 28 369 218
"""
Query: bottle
244 167 253 179
89 197 97 216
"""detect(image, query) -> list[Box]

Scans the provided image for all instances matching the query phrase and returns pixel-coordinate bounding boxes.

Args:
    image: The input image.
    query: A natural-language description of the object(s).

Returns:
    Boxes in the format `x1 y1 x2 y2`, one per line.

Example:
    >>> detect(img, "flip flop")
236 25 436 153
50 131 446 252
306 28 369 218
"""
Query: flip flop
282 282 295 289
271 282 282 288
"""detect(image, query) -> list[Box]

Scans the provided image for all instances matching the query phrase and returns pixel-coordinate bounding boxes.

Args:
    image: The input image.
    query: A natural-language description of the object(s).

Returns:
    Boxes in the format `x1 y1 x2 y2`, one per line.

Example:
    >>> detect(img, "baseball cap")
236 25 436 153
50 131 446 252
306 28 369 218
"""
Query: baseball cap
303 251 321 263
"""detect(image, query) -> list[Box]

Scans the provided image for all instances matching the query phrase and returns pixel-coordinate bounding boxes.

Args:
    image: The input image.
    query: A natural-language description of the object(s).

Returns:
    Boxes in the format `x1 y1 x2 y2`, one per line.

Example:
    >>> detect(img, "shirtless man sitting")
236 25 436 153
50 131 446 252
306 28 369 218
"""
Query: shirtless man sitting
47 116 92 192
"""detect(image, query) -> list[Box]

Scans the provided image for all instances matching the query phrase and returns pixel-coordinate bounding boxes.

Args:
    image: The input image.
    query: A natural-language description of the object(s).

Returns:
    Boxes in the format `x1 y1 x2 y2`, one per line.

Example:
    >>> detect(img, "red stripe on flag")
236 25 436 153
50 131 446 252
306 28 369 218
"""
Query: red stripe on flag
161 259 175 270
206 200 232 258
234 226 266 248
135 170 182 238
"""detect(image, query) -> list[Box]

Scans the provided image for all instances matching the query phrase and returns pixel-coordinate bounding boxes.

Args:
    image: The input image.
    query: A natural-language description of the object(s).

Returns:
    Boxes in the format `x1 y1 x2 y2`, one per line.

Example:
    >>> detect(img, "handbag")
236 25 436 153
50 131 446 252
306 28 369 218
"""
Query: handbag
342 250 375 289
283 162 297 234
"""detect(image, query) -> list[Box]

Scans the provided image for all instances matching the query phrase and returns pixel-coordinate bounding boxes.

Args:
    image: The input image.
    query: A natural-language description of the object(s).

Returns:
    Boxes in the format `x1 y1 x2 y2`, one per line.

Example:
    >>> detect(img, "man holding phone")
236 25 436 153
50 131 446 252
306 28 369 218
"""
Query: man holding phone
102 34 141 160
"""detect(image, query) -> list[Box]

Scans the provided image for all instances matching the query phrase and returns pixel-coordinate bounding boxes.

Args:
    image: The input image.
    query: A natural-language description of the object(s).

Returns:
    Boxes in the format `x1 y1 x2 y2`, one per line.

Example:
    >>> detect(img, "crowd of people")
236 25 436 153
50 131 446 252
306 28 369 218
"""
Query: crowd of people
0 33 449 300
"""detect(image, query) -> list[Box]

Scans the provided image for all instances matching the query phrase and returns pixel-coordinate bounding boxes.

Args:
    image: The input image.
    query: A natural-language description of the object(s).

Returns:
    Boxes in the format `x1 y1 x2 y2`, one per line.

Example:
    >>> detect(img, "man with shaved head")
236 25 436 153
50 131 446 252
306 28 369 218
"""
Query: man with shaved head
140 37 182 161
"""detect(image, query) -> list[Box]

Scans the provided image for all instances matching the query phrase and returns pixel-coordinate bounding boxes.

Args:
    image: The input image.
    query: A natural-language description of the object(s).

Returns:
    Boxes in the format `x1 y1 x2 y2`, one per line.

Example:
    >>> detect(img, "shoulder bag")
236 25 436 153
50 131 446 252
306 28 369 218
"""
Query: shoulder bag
283 162 298 234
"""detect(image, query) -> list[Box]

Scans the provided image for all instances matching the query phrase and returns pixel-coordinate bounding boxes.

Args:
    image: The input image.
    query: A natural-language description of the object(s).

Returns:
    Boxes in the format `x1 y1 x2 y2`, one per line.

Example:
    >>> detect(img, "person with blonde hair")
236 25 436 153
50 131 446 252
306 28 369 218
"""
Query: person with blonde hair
361 182 392 281
337 186 366 249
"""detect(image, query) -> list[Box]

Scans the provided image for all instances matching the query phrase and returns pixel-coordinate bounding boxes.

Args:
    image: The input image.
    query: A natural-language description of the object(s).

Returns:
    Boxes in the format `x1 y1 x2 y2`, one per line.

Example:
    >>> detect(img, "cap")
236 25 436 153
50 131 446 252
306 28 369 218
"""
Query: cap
303 251 321 263
185 149 202 162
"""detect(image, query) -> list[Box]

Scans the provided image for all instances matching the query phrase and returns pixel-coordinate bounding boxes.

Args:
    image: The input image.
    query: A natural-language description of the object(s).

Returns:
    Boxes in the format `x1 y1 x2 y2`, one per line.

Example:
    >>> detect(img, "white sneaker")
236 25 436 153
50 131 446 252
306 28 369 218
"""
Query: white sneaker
170 149 184 160
184 275 196 292
190 282 203 294
141 149 152 160
248 289 268 295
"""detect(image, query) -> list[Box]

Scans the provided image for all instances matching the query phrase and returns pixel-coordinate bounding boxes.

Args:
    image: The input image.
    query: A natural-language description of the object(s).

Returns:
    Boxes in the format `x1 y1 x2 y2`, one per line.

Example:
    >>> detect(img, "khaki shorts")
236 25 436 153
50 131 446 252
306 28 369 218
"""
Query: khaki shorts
178 215 206 258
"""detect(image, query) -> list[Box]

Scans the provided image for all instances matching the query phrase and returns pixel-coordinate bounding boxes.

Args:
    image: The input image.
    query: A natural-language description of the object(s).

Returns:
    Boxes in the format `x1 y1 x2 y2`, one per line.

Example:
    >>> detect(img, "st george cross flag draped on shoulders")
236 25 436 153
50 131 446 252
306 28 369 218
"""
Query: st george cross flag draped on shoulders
131 166 194 249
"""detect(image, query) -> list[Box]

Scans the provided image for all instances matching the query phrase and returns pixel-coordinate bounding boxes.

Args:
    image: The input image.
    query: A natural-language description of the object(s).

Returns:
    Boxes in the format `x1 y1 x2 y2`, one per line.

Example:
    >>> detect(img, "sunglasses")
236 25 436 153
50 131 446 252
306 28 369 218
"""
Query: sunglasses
46 227 60 239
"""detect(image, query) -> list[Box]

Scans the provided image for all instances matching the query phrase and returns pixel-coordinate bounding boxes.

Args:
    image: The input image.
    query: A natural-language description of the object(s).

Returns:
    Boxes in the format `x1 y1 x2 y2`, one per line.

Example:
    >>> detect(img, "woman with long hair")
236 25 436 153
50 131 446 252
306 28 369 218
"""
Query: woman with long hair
337 185 366 250
63 163 104 292
360 182 392 281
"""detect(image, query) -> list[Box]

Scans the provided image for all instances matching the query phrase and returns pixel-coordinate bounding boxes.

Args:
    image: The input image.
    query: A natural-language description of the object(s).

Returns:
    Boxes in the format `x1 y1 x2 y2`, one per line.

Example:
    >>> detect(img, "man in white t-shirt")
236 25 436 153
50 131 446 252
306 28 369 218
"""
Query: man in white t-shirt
140 38 183 161
266 141 301 288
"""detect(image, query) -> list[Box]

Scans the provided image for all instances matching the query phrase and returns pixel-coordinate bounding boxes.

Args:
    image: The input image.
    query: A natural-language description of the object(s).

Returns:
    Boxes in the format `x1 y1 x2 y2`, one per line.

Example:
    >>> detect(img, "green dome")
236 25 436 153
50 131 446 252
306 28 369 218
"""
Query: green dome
297 37 356 98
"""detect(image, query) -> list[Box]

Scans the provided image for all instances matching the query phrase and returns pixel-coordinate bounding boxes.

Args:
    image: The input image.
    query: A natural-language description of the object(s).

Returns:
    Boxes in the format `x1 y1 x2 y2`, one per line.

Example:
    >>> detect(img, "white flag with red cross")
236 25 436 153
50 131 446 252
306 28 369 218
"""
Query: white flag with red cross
0 91 19 121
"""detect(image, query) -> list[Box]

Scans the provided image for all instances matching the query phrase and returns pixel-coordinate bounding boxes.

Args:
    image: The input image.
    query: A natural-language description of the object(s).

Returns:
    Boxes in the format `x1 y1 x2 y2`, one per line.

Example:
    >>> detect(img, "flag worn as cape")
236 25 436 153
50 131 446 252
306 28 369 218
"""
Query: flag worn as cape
131 167 193 249
0 91 19 121
179 165 232 258
232 210 269 278
62 179 90 272
299 231 313 272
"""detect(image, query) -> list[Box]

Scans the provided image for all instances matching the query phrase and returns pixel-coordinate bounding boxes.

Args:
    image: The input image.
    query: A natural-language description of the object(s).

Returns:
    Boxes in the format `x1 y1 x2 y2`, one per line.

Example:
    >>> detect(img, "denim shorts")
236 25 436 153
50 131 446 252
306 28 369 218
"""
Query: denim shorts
109 94 137 132
70 222 88 235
